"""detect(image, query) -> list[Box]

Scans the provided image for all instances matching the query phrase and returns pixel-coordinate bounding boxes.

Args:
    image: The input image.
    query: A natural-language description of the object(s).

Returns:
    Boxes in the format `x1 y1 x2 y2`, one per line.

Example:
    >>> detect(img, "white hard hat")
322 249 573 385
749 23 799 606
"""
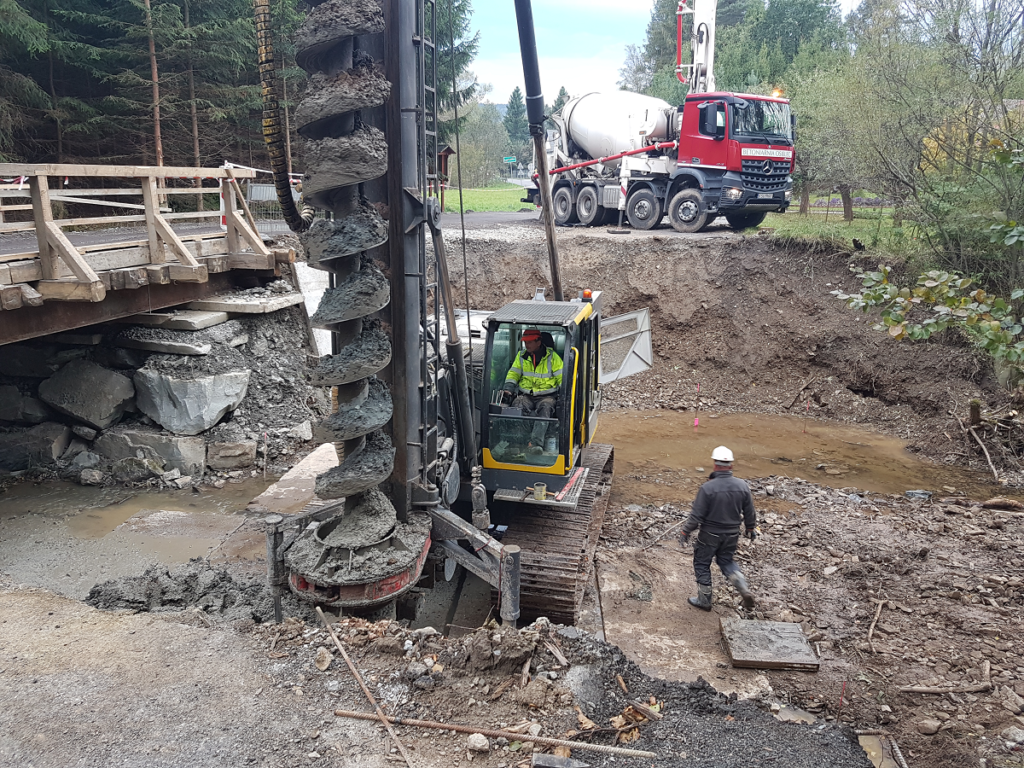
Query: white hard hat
711 446 734 463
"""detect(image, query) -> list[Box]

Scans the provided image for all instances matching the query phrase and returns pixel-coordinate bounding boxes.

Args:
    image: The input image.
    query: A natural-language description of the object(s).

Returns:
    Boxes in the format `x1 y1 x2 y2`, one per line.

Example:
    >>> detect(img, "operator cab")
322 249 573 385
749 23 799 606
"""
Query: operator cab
480 295 603 498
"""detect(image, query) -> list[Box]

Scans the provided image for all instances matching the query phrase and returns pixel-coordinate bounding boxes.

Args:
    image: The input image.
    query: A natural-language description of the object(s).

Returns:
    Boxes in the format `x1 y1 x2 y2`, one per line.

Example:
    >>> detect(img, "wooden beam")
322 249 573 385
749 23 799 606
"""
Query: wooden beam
0 264 10 285
140 177 164 263
224 179 239 255
153 213 201 267
168 263 208 283
146 264 170 284
273 247 296 264
8 260 43 282
0 163 256 179
227 252 276 270
114 266 149 289
45 222 101 283
19 284 43 307
36 279 106 302
29 175 58 279
1 285 24 310
200 254 229 273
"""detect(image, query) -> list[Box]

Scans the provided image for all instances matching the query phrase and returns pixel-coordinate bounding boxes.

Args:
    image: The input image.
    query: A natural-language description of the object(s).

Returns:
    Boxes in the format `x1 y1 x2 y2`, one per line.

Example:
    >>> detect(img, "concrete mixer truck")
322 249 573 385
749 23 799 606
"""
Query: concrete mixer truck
524 0 794 233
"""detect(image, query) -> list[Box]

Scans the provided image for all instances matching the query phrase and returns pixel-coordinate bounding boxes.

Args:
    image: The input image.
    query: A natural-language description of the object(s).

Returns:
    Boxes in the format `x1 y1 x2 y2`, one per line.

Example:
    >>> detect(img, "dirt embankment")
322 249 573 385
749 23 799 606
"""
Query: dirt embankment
446 225 999 472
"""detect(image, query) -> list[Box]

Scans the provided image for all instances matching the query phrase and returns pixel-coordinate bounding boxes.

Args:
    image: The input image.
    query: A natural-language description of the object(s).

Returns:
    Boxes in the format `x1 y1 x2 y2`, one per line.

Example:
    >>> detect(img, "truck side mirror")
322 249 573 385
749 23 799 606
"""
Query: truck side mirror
791 113 797 142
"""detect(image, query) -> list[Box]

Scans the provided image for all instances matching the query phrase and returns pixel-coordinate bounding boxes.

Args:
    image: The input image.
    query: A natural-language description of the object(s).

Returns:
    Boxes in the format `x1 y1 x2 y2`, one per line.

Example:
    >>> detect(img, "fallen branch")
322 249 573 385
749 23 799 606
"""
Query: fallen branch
630 700 663 721
641 520 686 550
968 426 999 481
899 660 992 695
616 674 629 694
787 376 817 410
316 607 417 768
866 599 885 654
520 657 532 688
544 640 569 667
333 710 658 759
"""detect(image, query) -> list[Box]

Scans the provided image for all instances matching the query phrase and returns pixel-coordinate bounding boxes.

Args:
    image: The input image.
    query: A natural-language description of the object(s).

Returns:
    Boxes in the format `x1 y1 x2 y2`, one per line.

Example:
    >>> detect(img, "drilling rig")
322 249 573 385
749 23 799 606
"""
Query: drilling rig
257 0 652 625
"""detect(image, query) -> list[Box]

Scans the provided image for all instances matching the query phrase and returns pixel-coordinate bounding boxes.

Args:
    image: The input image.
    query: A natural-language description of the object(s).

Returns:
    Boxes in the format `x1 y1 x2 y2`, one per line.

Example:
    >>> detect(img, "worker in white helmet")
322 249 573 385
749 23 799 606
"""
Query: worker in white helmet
679 445 757 611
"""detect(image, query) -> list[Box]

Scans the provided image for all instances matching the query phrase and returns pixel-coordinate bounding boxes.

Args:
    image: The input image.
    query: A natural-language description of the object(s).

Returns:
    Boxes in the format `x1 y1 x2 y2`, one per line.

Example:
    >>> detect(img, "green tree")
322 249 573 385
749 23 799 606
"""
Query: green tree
452 99 509 190
436 0 479 144
503 85 529 150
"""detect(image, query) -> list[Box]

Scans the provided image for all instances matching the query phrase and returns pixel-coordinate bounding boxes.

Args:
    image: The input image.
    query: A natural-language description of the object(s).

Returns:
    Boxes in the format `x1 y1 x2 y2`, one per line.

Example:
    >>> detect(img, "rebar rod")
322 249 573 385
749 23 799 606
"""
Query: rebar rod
333 709 658 759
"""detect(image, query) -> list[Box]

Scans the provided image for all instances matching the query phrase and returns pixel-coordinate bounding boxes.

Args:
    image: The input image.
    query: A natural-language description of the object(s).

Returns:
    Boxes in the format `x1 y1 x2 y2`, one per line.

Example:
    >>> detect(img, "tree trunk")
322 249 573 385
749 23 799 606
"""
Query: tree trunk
185 0 203 210
144 0 163 167
799 185 809 215
840 185 854 223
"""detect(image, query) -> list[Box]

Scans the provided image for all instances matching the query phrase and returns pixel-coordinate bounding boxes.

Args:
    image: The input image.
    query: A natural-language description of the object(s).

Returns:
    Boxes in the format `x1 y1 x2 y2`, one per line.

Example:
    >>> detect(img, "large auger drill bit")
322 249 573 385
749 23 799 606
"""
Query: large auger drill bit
260 0 430 617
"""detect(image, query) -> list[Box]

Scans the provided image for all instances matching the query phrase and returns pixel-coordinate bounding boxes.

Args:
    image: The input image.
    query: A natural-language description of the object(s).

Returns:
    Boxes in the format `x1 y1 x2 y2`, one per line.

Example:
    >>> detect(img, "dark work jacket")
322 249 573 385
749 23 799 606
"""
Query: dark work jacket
681 470 756 535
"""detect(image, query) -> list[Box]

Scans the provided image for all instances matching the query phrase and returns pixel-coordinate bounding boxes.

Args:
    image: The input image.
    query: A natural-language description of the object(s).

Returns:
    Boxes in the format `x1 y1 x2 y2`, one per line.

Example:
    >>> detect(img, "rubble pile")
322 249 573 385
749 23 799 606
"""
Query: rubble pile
245 615 869 767
0 282 329 488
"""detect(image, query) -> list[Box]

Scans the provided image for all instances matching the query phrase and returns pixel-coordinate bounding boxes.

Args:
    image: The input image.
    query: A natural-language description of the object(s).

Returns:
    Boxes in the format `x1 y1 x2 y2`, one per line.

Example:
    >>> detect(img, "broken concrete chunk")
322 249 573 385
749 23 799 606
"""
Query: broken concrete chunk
134 368 250 436
288 421 313 442
79 469 106 486
116 337 212 356
207 441 257 470
38 360 135 430
161 468 182 482
172 475 193 490
94 429 206 476
112 457 165 483
72 424 98 441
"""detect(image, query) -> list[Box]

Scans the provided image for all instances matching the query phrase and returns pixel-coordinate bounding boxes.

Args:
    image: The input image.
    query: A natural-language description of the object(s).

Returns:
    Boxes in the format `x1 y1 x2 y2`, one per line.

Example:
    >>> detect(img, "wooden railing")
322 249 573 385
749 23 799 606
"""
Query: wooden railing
0 164 291 310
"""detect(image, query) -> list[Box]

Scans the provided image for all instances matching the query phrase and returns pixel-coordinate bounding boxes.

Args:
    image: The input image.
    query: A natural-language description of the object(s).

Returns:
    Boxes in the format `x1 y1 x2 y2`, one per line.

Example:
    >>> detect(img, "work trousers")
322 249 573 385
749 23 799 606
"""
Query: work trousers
512 394 556 445
692 528 742 587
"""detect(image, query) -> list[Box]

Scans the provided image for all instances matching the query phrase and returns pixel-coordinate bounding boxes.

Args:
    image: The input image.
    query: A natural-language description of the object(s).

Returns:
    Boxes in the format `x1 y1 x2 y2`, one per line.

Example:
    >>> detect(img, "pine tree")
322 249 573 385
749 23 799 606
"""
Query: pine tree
436 0 479 144
504 86 528 144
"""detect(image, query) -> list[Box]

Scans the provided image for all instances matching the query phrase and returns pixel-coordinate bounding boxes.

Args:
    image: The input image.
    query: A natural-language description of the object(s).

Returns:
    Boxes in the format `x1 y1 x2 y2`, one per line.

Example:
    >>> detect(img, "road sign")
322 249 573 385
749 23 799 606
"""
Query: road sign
502 156 517 163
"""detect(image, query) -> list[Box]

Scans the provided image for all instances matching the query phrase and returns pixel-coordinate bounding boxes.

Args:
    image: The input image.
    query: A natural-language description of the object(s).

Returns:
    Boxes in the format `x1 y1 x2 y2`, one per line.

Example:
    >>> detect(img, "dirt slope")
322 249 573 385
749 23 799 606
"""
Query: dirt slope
445 223 998 470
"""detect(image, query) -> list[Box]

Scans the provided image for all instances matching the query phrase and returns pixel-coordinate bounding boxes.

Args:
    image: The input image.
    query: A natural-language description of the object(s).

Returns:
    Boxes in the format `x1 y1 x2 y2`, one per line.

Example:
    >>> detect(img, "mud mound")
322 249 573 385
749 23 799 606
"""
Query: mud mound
85 558 317 624
443 226 999 465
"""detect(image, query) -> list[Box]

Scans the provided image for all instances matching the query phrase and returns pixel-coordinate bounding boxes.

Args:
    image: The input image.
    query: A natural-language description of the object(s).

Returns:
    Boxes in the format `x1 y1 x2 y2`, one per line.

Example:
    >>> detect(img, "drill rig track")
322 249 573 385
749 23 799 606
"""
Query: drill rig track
494 444 614 625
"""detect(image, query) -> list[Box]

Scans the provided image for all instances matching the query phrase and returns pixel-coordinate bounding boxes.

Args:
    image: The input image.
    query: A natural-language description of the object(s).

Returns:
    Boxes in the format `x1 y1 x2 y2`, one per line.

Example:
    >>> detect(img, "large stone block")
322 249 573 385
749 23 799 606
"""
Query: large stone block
0 422 72 471
207 441 257 470
37 360 135 430
94 429 206 476
0 385 51 425
133 369 250 436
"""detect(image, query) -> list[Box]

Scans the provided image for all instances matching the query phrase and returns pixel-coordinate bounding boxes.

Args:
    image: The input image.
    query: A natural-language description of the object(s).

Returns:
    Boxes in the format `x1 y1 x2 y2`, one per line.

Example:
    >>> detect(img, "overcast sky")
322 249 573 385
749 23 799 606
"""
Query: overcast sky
471 0 860 104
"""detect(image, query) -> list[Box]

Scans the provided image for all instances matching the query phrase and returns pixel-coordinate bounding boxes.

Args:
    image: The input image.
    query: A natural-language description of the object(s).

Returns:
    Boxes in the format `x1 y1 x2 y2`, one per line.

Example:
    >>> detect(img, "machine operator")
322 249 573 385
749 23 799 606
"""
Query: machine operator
501 328 563 453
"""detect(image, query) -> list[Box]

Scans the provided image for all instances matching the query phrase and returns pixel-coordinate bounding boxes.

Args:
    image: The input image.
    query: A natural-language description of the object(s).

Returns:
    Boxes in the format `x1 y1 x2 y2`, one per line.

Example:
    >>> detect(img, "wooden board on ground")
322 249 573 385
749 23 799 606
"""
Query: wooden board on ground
186 292 305 314
720 617 820 671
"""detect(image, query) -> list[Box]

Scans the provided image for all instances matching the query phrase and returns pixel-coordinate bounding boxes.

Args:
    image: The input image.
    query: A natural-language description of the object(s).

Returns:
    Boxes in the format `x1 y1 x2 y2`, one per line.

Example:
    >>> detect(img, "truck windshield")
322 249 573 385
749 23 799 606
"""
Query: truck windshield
730 100 791 142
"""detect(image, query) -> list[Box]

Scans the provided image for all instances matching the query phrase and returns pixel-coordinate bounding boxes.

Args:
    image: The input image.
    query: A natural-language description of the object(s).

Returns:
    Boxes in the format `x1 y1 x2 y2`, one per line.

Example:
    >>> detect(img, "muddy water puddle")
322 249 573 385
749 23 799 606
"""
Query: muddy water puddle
0 479 272 597
598 410 1010 506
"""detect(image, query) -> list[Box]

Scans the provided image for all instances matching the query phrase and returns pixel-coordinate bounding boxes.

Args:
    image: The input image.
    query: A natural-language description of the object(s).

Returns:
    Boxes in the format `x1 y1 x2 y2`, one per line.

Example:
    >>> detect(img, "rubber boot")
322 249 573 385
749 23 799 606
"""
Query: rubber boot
687 584 712 611
728 571 756 609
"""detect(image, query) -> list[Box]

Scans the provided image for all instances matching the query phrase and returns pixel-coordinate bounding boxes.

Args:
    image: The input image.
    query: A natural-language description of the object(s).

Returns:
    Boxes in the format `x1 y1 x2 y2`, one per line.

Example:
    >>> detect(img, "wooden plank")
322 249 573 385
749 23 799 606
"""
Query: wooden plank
0 264 10 285
29 175 58 279
45 222 101 283
49 195 151 211
1 285 24 310
116 266 149 290
273 248 297 264
0 221 35 233
224 178 239 255
0 163 255 179
168 264 208 283
36 279 106 302
48 211 220 228
225 170 262 240
0 251 39 263
8 260 43 282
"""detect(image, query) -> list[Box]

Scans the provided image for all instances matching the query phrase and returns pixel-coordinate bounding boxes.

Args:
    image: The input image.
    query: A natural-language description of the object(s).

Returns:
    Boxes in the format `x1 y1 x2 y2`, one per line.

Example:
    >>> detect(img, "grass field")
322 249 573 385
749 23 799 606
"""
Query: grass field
442 184 533 213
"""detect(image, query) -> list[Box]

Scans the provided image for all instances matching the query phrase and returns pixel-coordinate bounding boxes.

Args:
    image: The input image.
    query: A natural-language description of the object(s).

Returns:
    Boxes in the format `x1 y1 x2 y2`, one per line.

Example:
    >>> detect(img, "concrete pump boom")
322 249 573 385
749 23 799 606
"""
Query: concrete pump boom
676 0 717 94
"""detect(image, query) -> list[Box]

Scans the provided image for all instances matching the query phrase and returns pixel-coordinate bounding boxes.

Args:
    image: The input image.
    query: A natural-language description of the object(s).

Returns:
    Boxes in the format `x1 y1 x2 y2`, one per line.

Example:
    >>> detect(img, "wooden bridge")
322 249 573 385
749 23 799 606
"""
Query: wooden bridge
0 163 294 345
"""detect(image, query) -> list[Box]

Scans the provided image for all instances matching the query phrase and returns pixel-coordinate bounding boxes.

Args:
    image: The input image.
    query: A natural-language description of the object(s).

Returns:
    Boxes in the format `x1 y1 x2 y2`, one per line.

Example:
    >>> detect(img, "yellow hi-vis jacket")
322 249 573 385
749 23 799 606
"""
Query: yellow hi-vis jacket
505 347 563 396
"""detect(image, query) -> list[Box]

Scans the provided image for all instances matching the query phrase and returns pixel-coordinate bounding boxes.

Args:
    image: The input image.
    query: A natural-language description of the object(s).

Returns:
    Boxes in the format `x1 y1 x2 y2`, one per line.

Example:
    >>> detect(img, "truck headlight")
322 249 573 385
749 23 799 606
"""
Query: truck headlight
724 187 743 200
784 190 792 201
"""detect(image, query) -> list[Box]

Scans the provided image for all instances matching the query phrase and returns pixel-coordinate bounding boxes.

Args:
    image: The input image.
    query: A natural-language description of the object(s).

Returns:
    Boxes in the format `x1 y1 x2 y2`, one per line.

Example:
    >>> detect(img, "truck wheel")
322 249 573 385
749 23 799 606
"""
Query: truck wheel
626 189 662 230
577 187 604 226
667 188 708 233
552 187 578 225
725 211 767 230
